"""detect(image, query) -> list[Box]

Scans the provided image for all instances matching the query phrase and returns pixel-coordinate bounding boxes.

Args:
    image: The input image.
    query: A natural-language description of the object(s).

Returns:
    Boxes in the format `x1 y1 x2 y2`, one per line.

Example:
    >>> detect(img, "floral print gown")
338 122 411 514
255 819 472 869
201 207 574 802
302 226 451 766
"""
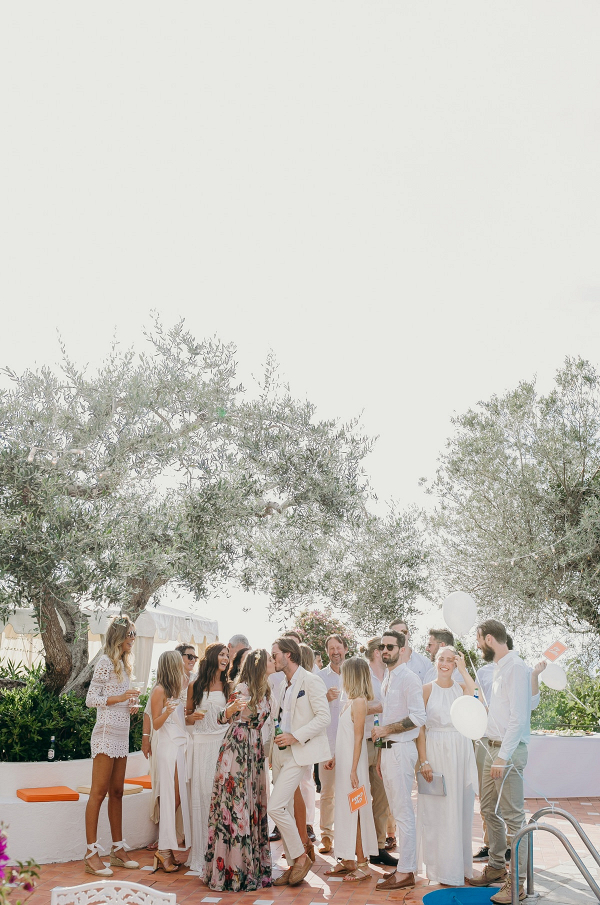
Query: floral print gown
204 684 271 891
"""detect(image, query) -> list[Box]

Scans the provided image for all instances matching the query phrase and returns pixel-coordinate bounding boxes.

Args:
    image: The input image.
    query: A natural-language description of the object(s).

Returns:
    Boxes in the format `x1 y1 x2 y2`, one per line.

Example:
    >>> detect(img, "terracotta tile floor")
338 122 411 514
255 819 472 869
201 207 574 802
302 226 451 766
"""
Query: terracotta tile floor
14 797 600 905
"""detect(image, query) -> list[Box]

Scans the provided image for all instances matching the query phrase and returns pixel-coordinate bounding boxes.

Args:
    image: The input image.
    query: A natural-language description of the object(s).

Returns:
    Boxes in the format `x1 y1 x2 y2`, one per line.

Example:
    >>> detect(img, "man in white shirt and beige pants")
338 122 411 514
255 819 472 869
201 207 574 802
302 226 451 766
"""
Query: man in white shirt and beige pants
470 619 532 904
371 629 426 891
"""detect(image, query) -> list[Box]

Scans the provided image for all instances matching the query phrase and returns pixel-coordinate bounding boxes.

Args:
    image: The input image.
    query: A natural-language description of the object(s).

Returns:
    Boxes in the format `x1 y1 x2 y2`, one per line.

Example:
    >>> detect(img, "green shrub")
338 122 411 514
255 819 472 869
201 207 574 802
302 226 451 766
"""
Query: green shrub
0 663 147 762
531 667 600 732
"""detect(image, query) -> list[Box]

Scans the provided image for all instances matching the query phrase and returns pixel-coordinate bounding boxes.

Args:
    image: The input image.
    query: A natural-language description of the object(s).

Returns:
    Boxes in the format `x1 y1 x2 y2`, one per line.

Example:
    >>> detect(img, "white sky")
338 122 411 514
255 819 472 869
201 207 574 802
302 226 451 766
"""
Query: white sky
1 2 599 658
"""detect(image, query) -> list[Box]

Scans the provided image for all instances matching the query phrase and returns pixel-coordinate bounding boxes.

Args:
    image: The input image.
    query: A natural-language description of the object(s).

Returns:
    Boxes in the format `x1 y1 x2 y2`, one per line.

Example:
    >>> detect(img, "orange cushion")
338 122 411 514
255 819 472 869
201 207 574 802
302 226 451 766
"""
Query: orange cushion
124 774 151 789
17 786 79 802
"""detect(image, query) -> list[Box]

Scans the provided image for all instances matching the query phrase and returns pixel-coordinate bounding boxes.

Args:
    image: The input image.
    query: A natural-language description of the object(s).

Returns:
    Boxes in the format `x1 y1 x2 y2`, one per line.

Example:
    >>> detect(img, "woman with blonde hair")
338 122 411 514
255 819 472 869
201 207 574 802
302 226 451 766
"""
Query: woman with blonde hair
323 656 378 882
84 615 141 876
150 650 192 872
204 648 272 891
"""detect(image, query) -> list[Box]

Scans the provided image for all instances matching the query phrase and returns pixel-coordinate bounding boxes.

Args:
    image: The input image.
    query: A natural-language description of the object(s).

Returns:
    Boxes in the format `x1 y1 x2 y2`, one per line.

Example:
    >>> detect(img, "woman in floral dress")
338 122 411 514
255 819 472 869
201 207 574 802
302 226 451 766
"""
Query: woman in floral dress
204 648 272 892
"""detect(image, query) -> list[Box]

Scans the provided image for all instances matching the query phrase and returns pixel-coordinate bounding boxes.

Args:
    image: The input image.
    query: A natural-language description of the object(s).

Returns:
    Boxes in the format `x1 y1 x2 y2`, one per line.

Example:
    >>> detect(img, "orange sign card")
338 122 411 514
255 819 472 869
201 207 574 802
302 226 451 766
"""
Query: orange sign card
543 641 568 662
348 785 367 813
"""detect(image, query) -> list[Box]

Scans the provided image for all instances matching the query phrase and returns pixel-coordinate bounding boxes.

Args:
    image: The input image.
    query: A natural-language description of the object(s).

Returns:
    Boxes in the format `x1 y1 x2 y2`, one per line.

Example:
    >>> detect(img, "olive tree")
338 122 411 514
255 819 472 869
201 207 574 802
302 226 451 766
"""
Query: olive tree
429 357 600 638
0 320 401 693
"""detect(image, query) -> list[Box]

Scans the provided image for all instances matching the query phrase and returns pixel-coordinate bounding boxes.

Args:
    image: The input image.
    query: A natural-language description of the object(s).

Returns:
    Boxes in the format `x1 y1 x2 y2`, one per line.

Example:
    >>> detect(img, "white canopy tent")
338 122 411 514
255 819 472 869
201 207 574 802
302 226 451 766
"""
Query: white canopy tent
0 603 219 690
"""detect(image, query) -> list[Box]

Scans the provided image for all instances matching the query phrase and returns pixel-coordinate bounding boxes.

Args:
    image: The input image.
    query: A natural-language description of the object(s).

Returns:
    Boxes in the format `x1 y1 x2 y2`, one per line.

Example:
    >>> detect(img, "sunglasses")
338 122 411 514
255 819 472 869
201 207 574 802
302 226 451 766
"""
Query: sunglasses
378 643 398 651
126 631 136 639
185 653 198 662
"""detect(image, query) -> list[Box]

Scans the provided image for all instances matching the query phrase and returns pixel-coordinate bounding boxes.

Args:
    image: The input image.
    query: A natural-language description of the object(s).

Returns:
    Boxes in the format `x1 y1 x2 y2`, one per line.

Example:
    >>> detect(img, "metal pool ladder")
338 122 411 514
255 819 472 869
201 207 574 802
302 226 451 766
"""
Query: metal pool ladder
510 806 600 904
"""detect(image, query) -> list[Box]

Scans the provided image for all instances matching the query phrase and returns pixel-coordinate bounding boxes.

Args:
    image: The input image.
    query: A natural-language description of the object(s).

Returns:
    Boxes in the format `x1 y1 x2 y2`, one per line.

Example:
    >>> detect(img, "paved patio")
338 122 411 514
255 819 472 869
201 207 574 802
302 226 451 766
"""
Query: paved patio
14 797 600 905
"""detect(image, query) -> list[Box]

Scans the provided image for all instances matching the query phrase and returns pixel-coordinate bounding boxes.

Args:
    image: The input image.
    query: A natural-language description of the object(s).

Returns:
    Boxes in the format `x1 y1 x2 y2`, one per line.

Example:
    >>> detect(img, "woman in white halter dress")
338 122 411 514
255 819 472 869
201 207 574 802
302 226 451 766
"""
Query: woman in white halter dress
151 651 192 872
323 657 378 882
416 648 478 887
186 643 231 872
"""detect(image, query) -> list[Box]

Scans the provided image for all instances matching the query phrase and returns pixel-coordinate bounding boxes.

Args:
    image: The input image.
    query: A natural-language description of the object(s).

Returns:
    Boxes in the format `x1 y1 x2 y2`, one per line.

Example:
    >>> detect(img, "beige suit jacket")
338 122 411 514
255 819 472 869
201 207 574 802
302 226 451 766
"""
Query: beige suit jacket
271 666 331 766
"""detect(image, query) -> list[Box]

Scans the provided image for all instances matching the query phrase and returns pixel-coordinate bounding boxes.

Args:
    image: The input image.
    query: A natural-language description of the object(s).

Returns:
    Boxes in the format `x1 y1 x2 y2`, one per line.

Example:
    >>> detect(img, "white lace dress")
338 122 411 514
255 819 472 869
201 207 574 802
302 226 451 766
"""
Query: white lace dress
416 681 478 886
187 690 227 872
86 654 131 759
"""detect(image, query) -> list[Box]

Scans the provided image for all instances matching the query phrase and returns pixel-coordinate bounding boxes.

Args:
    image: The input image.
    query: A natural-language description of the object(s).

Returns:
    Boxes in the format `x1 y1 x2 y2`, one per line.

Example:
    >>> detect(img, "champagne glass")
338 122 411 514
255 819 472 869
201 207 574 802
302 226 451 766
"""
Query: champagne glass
129 680 145 710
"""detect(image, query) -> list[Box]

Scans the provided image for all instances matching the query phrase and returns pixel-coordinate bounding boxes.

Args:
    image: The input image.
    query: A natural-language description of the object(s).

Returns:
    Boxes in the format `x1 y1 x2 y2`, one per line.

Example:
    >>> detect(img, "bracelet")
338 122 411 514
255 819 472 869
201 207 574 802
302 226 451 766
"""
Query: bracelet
142 733 150 737
419 761 430 771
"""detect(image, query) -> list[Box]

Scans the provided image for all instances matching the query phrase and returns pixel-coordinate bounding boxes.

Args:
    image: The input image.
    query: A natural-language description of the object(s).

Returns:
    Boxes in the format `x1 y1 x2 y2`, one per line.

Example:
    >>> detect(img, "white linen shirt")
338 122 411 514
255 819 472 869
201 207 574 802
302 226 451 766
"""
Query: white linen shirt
405 649 430 683
476 663 495 708
319 664 342 754
381 662 426 743
365 667 384 739
279 666 302 734
485 651 532 761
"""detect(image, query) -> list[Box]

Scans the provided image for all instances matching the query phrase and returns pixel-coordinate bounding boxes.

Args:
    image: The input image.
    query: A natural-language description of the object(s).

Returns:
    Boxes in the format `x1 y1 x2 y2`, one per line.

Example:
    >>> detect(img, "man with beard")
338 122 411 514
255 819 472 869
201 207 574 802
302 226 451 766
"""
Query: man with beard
469 619 532 904
317 634 349 853
371 630 426 891
269 636 330 886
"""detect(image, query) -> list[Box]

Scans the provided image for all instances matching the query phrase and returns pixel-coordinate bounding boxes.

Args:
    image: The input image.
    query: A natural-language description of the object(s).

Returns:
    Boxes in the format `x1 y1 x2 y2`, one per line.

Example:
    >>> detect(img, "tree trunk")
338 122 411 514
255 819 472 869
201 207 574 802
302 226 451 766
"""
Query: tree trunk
37 589 73 693
61 575 166 698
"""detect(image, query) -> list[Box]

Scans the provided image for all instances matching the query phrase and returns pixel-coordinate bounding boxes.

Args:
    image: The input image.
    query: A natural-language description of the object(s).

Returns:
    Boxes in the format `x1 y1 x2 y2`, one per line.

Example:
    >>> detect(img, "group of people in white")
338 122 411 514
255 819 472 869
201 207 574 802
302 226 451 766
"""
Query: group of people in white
82 613 545 903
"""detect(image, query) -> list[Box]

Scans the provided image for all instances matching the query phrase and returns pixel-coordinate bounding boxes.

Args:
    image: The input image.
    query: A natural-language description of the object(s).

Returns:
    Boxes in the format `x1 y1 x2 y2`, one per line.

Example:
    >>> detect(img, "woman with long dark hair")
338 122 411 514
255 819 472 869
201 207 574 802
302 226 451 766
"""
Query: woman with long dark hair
186 643 230 872
204 649 272 891
84 615 141 876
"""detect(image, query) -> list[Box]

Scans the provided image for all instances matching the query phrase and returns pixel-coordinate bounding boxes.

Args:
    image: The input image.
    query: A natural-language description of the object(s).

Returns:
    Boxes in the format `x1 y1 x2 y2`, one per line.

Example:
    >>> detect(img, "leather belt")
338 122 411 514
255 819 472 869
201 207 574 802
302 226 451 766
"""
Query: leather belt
379 740 398 748
486 739 502 748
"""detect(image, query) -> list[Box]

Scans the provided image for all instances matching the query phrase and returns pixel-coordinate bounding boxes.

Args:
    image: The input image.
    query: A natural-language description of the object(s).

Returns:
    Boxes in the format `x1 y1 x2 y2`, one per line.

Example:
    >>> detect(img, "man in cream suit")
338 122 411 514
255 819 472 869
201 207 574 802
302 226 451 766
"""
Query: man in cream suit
269 636 331 887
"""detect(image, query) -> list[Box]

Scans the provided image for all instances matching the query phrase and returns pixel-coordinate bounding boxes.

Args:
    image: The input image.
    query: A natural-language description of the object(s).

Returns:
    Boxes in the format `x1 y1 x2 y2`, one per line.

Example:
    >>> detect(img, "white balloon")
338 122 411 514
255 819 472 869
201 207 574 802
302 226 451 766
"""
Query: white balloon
540 662 568 691
442 591 477 637
450 694 489 740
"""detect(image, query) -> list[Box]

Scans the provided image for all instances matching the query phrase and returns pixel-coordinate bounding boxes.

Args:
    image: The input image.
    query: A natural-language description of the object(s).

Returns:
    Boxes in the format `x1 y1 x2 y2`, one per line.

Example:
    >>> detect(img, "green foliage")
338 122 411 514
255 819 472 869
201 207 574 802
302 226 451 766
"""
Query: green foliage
291 608 357 663
530 668 600 733
0 319 428 693
0 664 147 761
429 357 600 636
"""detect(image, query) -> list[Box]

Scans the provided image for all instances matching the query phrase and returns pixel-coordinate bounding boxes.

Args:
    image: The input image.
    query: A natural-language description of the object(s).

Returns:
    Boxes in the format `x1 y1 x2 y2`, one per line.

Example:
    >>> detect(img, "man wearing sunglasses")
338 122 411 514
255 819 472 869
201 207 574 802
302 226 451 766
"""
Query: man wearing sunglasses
371 630 426 891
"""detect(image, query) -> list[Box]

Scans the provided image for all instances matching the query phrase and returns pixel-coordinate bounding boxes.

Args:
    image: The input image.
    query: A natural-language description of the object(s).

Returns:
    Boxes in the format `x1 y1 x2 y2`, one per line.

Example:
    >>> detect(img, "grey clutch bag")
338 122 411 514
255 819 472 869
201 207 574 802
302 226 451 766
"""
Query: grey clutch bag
417 771 447 796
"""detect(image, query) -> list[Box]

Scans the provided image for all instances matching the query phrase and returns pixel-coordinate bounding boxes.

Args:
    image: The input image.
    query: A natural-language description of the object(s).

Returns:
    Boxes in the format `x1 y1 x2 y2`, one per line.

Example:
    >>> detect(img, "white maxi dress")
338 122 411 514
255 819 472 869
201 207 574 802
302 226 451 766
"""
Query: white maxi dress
153 698 192 853
187 691 228 872
332 703 378 861
416 681 478 886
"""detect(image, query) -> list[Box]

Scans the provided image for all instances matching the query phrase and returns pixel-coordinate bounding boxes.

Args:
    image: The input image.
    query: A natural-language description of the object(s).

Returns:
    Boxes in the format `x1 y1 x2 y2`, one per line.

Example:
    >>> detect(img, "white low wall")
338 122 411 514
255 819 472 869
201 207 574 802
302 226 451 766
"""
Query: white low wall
0 751 157 864
523 734 600 799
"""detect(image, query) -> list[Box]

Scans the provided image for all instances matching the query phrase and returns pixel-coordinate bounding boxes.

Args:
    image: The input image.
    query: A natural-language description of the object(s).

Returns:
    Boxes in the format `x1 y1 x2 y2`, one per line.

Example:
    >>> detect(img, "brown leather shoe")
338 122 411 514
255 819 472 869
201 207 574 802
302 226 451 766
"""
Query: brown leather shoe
490 879 525 903
376 871 415 891
289 854 312 886
319 835 332 853
273 867 293 886
468 864 508 887
304 840 315 862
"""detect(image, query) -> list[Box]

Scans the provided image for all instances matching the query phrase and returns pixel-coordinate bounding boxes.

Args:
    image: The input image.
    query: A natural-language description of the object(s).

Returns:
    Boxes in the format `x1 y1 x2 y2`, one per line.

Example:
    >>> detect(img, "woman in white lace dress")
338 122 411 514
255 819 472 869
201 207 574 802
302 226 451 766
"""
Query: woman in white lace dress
416 648 478 887
186 642 230 872
84 615 141 876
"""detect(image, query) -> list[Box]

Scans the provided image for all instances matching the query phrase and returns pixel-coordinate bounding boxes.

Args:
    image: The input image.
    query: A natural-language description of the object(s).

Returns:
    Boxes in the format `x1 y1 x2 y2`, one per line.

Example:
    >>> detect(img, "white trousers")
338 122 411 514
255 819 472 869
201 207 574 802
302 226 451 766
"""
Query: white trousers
268 746 305 862
381 742 417 873
300 765 316 825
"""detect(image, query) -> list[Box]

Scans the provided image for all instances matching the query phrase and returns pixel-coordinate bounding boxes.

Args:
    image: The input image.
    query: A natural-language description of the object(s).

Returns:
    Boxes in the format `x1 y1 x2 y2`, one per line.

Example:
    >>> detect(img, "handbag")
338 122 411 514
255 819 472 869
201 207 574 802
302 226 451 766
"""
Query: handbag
417 771 447 796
